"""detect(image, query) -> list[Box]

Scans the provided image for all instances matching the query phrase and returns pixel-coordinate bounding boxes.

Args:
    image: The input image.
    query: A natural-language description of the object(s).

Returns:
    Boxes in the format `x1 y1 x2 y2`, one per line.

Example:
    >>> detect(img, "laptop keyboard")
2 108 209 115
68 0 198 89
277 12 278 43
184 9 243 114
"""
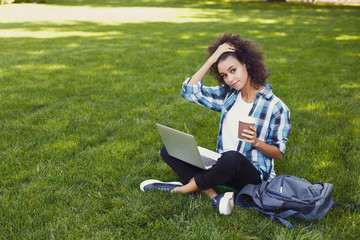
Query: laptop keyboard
201 155 217 167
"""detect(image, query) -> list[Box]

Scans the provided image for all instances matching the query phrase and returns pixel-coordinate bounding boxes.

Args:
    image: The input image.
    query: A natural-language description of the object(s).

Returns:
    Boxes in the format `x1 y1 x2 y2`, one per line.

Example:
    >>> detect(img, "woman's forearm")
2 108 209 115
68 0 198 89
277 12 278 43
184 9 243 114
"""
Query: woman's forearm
188 58 214 85
253 139 283 160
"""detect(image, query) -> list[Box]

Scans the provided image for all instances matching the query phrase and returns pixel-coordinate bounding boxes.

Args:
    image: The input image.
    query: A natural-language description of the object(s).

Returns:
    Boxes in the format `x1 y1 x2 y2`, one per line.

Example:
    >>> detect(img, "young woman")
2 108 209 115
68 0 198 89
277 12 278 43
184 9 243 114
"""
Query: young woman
140 33 291 215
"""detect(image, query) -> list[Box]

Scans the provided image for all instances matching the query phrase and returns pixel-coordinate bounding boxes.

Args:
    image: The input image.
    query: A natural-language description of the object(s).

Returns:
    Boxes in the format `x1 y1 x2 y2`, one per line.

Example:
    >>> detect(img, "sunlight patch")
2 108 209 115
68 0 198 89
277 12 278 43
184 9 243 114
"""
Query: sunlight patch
180 34 192 40
276 58 287 63
273 32 287 37
327 111 342 117
316 159 332 169
13 64 67 70
0 4 223 24
111 70 127 76
255 19 278 24
299 102 325 111
340 83 359 89
42 64 68 70
237 17 250 22
13 64 36 70
49 140 78 150
66 43 81 48
0 29 120 38
27 50 46 55
335 35 360 40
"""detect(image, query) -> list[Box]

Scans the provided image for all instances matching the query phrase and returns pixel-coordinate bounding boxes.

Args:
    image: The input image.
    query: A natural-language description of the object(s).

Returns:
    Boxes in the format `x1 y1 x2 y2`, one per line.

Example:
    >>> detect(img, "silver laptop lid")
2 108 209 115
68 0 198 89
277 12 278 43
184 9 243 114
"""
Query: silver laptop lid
156 123 206 169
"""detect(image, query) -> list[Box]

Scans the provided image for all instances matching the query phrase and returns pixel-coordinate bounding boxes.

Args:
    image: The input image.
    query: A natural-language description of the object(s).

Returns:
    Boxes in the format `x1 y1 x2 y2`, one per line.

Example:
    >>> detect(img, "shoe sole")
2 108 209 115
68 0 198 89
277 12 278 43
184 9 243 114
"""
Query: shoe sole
140 179 183 192
219 192 235 215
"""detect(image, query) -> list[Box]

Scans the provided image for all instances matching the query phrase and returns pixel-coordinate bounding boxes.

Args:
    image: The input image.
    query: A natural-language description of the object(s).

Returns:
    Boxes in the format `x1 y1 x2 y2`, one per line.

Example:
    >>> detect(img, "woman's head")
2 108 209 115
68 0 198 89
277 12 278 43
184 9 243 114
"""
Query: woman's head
207 33 269 89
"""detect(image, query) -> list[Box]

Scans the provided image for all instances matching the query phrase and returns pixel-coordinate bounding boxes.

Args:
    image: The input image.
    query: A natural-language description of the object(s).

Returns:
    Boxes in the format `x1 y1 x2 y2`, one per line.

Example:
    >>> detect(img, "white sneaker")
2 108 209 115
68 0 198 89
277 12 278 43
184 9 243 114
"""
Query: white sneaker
211 192 235 215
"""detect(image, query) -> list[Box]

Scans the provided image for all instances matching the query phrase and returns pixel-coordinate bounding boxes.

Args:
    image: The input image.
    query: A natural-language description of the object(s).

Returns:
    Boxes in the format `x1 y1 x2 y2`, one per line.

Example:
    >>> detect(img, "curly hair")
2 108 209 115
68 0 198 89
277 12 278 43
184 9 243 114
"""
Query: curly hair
207 33 269 89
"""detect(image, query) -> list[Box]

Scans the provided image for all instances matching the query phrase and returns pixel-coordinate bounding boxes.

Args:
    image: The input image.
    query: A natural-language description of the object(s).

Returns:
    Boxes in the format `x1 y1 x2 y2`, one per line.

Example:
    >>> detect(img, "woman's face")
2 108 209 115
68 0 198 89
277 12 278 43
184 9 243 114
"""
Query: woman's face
217 56 249 90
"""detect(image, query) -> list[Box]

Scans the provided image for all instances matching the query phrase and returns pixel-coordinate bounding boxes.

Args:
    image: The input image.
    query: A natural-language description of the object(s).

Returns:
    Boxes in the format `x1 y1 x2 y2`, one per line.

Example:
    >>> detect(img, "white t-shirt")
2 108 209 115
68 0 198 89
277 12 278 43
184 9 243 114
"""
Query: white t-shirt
222 92 254 151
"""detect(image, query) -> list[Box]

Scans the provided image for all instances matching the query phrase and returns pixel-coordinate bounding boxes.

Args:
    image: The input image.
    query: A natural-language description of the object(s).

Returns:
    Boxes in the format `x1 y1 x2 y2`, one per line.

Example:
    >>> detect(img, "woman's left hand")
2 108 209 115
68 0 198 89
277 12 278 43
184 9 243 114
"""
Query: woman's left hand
242 126 260 148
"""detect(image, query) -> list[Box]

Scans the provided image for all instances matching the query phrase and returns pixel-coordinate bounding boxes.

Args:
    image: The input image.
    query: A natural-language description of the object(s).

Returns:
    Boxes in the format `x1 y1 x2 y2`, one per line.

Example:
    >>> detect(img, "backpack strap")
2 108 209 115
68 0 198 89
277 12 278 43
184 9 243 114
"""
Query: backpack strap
235 184 258 209
236 183 298 229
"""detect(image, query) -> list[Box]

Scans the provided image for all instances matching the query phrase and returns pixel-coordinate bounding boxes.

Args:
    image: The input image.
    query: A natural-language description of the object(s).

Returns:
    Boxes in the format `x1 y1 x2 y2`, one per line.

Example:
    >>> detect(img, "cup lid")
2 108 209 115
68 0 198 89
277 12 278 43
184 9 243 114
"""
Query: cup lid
239 116 256 124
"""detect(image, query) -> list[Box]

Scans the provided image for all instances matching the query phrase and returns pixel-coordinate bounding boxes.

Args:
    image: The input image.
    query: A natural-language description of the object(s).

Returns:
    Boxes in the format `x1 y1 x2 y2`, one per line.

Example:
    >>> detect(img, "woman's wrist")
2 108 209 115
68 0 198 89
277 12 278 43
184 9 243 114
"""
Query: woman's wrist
251 138 261 148
207 56 218 65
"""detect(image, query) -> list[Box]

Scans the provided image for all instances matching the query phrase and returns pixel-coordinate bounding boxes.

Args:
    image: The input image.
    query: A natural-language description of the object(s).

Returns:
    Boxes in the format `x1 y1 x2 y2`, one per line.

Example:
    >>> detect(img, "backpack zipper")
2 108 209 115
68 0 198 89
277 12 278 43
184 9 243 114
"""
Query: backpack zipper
280 176 286 193
267 176 292 200
266 188 292 200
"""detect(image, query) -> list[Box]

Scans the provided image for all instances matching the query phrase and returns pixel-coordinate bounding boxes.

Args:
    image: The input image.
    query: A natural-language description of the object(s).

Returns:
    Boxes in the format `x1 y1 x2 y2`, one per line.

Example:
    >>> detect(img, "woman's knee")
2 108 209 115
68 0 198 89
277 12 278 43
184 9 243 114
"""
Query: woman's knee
219 151 255 175
219 151 247 167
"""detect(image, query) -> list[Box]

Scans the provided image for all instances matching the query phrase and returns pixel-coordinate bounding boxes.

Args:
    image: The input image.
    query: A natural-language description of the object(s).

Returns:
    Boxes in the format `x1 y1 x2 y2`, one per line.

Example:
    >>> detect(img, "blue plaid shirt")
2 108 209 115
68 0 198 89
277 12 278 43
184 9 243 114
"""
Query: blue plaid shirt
181 78 291 181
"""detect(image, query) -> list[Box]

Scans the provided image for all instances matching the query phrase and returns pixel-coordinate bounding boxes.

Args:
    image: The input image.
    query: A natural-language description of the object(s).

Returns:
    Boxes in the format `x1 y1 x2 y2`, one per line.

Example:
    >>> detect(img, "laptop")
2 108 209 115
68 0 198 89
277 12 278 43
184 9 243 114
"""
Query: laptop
156 123 221 170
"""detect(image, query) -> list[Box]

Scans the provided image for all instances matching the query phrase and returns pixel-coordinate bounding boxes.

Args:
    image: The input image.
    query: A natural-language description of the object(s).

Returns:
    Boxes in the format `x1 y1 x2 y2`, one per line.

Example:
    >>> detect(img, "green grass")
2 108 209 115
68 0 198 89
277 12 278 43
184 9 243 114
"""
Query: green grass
0 0 359 239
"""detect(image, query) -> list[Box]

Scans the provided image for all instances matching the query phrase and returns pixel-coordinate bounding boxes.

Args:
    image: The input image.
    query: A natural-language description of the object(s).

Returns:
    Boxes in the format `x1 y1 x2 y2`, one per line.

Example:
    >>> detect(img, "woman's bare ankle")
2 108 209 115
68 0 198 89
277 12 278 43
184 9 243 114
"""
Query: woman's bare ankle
201 188 218 199
170 186 182 193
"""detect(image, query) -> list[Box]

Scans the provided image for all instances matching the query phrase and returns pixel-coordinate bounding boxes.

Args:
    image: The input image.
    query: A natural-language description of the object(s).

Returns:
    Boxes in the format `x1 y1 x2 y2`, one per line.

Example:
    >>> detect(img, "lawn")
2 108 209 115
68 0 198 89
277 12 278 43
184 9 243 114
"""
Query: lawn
0 0 359 239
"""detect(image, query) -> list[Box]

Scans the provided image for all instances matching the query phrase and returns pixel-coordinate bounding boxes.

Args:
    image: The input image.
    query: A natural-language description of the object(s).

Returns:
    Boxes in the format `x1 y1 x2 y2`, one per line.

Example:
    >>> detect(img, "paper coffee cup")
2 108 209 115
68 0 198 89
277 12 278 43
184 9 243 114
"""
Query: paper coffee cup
238 116 256 141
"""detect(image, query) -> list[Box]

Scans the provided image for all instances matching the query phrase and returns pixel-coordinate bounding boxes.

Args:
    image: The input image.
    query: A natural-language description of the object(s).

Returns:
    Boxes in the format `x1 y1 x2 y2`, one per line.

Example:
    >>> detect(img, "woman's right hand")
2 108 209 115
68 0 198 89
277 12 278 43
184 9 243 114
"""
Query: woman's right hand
188 43 236 85
208 43 236 64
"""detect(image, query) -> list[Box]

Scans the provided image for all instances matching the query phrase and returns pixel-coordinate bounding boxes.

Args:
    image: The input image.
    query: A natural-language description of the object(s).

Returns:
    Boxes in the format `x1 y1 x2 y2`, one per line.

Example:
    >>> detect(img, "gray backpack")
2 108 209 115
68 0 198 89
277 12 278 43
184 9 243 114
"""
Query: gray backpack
235 175 334 228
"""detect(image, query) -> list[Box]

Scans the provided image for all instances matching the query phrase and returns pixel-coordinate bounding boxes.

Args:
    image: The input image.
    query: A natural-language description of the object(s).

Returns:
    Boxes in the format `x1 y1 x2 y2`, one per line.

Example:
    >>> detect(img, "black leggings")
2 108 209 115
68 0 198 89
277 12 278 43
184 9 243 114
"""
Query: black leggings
160 146 261 192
